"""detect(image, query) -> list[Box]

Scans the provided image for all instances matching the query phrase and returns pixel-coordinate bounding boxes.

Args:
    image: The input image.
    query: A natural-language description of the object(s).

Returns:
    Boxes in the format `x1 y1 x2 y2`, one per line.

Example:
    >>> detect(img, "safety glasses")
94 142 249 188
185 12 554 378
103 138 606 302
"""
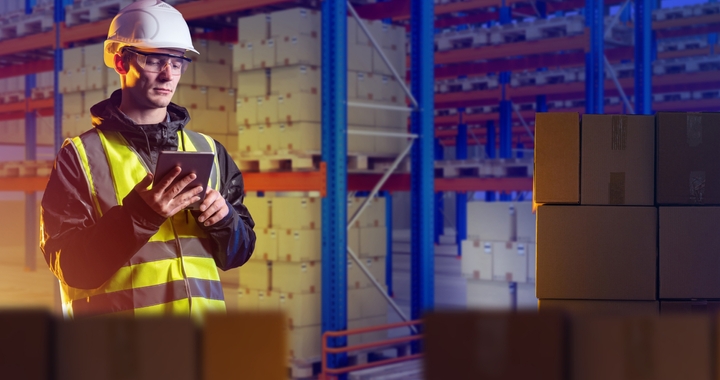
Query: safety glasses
124 48 191 75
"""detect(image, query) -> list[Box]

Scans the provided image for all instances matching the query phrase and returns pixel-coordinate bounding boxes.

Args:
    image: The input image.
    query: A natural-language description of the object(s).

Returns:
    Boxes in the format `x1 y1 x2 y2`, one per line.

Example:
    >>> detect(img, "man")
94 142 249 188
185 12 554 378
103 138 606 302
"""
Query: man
40 0 255 318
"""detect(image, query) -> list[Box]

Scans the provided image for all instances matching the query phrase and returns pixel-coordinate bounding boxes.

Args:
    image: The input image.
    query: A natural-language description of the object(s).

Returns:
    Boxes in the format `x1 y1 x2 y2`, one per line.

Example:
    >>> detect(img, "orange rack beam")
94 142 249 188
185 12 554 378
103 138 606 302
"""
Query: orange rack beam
0 29 55 56
0 176 49 192
243 162 327 196
653 12 720 30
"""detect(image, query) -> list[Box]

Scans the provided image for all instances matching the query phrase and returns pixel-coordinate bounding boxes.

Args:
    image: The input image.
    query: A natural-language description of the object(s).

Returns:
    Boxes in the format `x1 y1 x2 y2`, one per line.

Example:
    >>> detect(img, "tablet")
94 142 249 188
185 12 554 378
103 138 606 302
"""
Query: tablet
153 151 214 210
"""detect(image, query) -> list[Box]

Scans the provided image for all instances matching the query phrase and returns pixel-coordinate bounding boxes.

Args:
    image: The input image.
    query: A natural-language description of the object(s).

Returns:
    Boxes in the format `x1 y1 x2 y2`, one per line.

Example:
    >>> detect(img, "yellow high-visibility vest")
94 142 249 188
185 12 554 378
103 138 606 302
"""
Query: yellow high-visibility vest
58 128 225 318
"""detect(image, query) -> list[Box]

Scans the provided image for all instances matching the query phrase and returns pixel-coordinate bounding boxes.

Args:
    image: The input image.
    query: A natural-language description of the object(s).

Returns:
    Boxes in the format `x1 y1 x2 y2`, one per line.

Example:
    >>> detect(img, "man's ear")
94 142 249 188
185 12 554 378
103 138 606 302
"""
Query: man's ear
113 53 128 75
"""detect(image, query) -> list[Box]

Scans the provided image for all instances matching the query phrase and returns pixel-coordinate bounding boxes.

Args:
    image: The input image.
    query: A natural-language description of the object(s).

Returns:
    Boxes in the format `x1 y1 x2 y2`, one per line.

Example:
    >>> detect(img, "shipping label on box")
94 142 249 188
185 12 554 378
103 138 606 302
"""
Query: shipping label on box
276 35 321 67
271 8 320 38
536 205 657 300
534 112 580 204
195 61 232 88
492 241 528 283
279 291 320 328
581 114 655 205
236 69 268 97
278 92 321 124
278 229 320 262
461 240 493 281
271 261 320 293
271 65 320 96
278 122 320 152
239 260 270 290
207 87 235 112
232 42 254 72
252 39 276 69
250 228 278 261
173 84 208 110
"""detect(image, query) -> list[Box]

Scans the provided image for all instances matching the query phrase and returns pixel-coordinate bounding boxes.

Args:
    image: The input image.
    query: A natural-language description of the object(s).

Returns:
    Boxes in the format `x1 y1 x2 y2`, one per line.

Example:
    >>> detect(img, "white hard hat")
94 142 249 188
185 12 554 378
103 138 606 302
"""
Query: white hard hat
103 0 198 68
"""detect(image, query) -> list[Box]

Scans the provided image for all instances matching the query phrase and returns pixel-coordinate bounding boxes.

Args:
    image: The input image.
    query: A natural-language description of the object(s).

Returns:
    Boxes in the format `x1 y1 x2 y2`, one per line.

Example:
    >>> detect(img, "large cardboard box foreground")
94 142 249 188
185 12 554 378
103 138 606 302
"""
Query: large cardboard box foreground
659 207 720 298
581 114 655 205
656 112 720 205
571 314 712 380
537 205 657 300
534 112 580 204
424 311 566 380
539 299 659 315
0 311 52 380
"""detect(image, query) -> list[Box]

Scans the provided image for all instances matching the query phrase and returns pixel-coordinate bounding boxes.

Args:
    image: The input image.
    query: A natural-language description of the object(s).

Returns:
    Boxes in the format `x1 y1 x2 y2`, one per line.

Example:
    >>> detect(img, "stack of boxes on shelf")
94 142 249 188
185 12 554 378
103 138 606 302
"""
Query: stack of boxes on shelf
172 38 238 152
59 43 118 139
232 8 408 157
460 200 537 310
0 72 55 146
534 113 659 313
233 194 389 362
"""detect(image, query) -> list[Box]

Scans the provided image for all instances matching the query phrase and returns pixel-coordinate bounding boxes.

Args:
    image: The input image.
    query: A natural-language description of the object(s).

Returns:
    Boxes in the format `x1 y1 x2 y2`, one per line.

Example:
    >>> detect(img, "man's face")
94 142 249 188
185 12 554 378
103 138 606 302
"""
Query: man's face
121 48 185 110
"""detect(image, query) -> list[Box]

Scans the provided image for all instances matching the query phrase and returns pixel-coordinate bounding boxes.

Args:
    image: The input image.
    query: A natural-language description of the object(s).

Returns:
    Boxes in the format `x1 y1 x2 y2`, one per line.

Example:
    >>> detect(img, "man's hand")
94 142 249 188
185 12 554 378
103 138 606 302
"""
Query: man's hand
196 188 229 227
134 166 203 219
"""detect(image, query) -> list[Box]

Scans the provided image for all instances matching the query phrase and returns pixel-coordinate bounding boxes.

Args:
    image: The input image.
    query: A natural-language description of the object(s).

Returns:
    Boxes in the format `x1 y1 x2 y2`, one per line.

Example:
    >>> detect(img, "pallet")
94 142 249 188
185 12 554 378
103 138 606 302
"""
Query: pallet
0 92 24 104
31 87 53 100
435 158 533 178
233 151 405 174
435 28 488 52
0 161 53 178
436 76 498 93
489 16 584 45
658 36 707 53
288 357 321 379
65 0 133 27
0 11 54 40
653 56 720 75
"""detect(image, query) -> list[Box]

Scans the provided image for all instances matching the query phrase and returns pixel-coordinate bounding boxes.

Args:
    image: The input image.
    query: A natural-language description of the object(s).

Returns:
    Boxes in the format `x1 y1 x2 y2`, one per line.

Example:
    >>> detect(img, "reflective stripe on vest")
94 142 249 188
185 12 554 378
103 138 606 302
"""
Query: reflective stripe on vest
61 128 225 318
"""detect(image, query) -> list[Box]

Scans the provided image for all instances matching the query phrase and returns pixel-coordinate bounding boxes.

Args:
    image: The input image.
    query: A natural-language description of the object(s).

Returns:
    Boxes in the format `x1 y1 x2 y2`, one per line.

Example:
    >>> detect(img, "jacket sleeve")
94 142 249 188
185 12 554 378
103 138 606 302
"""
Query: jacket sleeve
40 141 167 290
196 141 256 271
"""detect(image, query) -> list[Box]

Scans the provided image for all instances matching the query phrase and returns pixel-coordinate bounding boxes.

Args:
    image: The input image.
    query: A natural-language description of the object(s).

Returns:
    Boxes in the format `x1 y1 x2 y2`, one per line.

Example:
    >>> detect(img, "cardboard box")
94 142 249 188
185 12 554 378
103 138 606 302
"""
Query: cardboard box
279 291 320 327
515 201 535 243
467 201 514 241
251 228 278 261
359 227 387 258
195 61 232 88
375 127 407 155
278 93 321 124
424 311 566 380
348 43 373 73
59 69 82 94
252 39 276 69
238 13 270 42
270 8 320 38
348 197 386 228
235 96 256 126
191 109 227 135
237 288 257 310
657 112 720 205
659 207 720 298
534 112 580 204
270 197 321 230
105 67 120 89
356 286 388 318
63 46 84 70
57 317 197 380
204 312 286 380
207 87 235 112
372 45 405 76
492 241 530 283
0 310 52 380
271 261 320 293
348 70 359 99
537 205 657 300
227 111 238 135
377 75 405 103
571 314 712 380
276 35 321 67
237 125 257 153
271 65 320 96
256 95 279 125
375 109 409 128
363 256 386 285
348 125 376 153
37 115 54 146
239 260 270 290
348 256 365 289
466 279 514 310
357 72 378 100
461 239 493 281
538 299 660 315
206 40 233 65
85 65 107 91
74 67 88 92
173 84 208 110
178 60 195 85
232 42 255 72
278 122 321 152
62 92 83 115
581 114 655 205
256 289 281 311
277 228 321 262
660 300 720 314
288 325 321 360
243 196 271 229
348 103 376 126
236 69 268 97
254 123 280 153
348 287 364 320
83 89 106 111
347 316 387 346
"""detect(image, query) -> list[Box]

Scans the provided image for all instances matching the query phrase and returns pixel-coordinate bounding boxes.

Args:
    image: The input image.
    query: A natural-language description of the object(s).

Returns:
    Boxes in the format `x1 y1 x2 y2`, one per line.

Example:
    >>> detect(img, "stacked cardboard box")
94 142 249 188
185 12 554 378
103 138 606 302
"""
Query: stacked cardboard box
233 8 409 157
535 113 659 314
236 195 389 361
425 310 715 380
460 200 536 310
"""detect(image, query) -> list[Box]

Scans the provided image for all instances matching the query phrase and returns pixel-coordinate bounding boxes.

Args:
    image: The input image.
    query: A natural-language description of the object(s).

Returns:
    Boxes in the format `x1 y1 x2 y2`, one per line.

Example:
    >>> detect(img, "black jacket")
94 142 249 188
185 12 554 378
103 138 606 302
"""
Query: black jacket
40 90 255 290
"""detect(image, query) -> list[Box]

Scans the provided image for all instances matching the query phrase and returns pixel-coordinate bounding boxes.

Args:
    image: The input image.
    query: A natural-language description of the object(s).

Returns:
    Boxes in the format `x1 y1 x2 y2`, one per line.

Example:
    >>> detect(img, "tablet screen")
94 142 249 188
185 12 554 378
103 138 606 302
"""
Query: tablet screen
153 151 215 210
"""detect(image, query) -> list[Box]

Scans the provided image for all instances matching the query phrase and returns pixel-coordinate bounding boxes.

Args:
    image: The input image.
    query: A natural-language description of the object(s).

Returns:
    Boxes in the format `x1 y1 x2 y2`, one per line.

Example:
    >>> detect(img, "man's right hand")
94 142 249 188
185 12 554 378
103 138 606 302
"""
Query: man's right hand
133 166 203 219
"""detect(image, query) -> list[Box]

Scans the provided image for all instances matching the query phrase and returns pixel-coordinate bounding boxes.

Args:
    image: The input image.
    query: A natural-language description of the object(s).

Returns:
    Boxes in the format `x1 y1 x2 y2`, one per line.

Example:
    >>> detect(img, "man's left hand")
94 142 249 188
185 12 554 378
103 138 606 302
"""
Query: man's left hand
197 188 229 227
